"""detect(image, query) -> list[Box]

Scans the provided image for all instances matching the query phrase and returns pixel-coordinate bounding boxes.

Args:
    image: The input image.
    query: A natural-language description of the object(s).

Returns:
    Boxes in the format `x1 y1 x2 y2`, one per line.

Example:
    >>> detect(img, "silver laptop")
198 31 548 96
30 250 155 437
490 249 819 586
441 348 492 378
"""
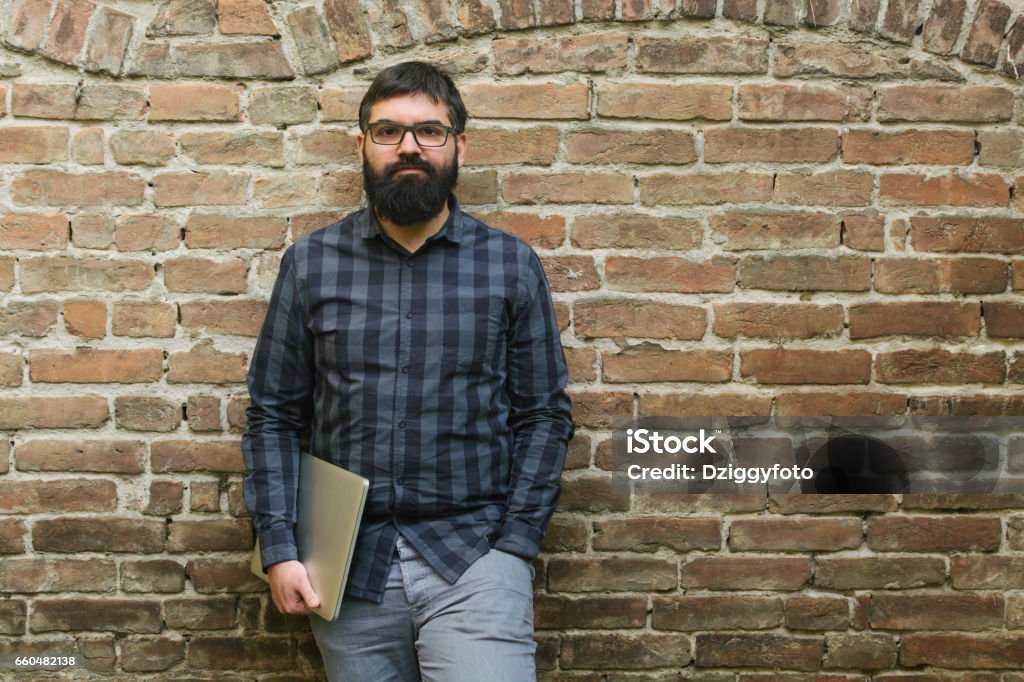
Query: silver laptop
251 451 369 622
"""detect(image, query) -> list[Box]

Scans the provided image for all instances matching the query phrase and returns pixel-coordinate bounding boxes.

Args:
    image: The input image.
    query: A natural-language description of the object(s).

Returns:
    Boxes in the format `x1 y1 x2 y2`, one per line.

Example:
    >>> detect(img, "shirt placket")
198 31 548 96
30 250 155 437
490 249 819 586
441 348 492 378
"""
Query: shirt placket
392 252 415 511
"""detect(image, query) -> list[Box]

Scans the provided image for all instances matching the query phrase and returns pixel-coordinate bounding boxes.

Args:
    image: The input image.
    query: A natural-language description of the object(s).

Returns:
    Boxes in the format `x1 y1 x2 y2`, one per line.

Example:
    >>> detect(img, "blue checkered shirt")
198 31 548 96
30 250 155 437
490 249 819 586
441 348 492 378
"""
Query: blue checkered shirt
242 196 573 602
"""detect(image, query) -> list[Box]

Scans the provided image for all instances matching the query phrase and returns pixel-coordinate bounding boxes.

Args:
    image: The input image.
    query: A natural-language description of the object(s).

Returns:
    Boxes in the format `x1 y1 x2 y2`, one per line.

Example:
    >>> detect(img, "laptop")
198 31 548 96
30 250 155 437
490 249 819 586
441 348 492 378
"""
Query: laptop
250 451 369 622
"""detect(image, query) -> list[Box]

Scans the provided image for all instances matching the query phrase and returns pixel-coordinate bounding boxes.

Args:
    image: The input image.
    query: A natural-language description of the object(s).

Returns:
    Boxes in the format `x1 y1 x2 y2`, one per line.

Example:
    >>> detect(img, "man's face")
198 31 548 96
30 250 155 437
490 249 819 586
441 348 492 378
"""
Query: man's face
357 93 467 227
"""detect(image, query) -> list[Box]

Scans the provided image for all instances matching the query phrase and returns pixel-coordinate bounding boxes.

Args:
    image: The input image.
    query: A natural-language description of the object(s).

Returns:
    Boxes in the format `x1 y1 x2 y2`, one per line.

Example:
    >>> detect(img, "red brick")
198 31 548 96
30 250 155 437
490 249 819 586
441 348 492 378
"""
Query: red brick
149 84 242 121
6 0 52 51
714 302 842 339
961 0 1012 65
559 473 628 512
710 211 839 249
740 255 871 291
15 439 144 473
575 300 705 339
30 348 162 383
32 598 162 634
872 593 1002 630
33 517 165 552
184 214 285 249
604 347 731 383
880 173 1009 207
561 633 691 669
593 517 720 552
922 0 967 52
186 396 221 432
843 129 976 164
705 127 838 163
475 212 564 249
0 558 117 592
188 636 293 670
219 0 277 34
815 556 946 589
75 84 147 120
179 300 267 337
697 632 823 669
641 172 771 206
323 0 371 60
776 392 908 417
503 172 632 204
731 518 862 551
168 344 248 384
877 85 1014 122
0 213 67 249
115 397 181 432
12 170 145 206
0 352 22 387
824 633 897 669
772 41 912 78
640 391 771 417
741 349 870 384
292 129 357 165
71 127 104 164
681 556 811 590
951 555 1024 588
548 556 677 592
867 515 1001 551
151 440 243 473
164 596 237 629
69 214 112 249
286 6 338 75
0 396 108 429
901 633 1024 668
738 84 870 121
0 302 57 336
112 303 177 338
784 595 850 630
654 595 781 631
167 519 252 552
984 301 1024 337
571 214 700 250
115 214 180 251
774 170 874 206
0 126 69 163
465 127 560 166
494 33 627 74
164 257 248 294
880 0 923 42
255 175 319 209
636 37 768 73
568 128 697 165
109 130 175 166
145 480 183 515
319 86 362 122
536 595 646 630
607 256 735 293
597 83 731 120
0 258 12 292
910 216 1024 253
0 479 115 513
569 391 633 429
564 347 596 382
42 0 95 65
84 6 134 74
877 349 1005 384
63 300 105 338
153 172 249 207
463 82 589 119
320 169 363 206
876 257 1008 294
10 82 77 119
0 518 27 554
850 301 980 338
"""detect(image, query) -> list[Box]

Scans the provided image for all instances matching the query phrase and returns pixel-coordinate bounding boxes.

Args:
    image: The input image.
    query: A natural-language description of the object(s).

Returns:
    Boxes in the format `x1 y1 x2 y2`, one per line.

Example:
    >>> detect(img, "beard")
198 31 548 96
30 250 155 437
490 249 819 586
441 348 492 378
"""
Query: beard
363 152 459 227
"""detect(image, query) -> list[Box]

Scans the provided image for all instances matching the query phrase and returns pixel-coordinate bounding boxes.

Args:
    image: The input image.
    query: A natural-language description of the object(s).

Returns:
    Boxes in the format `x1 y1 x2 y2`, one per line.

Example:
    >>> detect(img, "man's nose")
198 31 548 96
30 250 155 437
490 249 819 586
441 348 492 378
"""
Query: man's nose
397 129 422 154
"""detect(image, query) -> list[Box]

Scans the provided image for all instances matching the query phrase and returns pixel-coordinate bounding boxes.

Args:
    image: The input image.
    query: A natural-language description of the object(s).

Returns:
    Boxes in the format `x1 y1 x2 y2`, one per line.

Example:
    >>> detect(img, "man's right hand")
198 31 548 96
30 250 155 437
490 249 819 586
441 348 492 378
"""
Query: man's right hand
267 560 321 616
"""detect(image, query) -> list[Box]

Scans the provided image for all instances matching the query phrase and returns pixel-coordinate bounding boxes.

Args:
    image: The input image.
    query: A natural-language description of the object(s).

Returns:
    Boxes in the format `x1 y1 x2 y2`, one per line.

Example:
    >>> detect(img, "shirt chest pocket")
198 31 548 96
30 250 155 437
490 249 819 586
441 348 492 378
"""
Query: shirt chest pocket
440 296 506 372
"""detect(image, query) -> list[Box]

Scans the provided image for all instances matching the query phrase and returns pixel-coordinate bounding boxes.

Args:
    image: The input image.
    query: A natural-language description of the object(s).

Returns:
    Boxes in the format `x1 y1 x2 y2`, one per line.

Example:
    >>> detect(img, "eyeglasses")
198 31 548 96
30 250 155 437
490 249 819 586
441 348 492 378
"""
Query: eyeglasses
364 122 454 147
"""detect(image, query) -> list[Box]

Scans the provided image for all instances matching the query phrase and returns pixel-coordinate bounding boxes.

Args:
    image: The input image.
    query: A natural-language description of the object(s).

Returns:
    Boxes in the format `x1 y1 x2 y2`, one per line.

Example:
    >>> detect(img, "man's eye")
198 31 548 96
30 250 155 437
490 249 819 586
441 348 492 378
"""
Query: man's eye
418 126 443 137
377 126 399 136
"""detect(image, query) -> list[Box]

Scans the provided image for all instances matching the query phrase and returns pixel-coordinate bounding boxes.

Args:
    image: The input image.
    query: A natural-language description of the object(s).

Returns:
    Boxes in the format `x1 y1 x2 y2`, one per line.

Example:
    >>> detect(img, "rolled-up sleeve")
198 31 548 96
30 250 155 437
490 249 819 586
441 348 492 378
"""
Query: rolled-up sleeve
241 245 315 571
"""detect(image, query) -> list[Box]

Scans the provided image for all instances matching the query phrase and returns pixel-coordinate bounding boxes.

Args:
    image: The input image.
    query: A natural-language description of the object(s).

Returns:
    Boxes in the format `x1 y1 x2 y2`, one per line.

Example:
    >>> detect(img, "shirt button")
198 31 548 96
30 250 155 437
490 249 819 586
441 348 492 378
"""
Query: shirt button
398 420 406 428
406 260 413 268
402 366 409 374
405 312 412 319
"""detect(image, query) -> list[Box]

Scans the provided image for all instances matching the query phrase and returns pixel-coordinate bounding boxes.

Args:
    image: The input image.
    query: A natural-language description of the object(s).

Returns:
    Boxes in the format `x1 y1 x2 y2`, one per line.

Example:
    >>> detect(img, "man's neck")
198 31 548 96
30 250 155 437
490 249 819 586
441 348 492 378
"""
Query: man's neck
375 202 450 254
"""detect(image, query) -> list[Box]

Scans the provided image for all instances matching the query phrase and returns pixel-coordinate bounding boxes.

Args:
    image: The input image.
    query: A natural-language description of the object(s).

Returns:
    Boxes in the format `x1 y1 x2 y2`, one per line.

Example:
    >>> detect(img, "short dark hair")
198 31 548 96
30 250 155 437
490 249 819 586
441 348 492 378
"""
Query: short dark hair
359 61 468 135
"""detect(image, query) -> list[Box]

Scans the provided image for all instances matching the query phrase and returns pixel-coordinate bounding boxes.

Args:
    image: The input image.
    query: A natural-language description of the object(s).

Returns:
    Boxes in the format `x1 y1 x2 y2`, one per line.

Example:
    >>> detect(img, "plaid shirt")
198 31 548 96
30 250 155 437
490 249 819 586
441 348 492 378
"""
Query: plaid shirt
242 196 573 603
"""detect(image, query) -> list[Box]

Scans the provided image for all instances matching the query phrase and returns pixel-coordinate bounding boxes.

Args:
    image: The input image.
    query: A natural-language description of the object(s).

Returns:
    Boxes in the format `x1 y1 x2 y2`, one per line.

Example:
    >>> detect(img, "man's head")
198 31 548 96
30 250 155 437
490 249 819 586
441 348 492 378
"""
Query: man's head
357 62 468 227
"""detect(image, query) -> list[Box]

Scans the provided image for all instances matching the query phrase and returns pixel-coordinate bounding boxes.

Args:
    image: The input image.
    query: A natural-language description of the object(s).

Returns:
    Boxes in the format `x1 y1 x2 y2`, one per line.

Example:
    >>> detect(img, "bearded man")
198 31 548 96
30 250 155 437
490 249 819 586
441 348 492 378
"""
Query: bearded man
242 61 574 682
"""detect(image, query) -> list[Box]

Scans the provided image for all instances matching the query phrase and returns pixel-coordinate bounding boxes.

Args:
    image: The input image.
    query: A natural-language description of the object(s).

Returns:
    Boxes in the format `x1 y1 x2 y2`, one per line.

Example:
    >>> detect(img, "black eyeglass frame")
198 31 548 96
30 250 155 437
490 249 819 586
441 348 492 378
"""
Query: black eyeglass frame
363 122 456 147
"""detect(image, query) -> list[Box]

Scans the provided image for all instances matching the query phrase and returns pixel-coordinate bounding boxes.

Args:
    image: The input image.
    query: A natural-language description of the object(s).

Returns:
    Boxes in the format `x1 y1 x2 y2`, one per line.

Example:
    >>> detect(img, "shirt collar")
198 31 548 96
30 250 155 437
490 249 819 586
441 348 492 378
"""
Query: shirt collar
358 194 464 245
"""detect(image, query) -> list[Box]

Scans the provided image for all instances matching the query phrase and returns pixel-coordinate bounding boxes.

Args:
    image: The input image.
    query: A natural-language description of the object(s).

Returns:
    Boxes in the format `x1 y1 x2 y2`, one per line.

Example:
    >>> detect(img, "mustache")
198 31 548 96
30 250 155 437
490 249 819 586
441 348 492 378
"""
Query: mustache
385 158 435 176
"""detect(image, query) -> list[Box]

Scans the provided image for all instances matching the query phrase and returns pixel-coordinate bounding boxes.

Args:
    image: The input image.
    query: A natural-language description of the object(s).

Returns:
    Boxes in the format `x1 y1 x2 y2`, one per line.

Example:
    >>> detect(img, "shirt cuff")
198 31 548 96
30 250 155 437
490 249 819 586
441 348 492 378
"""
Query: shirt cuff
258 525 298 573
492 516 544 561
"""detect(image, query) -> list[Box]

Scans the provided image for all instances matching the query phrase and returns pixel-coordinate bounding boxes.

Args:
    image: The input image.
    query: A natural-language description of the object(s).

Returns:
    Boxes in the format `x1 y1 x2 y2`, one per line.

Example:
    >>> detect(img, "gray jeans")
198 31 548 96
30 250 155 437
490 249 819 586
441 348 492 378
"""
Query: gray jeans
310 534 537 681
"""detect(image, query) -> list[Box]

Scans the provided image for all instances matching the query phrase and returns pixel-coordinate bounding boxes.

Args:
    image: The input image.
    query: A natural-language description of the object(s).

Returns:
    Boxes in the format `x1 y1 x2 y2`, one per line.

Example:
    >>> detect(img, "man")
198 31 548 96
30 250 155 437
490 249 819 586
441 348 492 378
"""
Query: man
242 61 574 681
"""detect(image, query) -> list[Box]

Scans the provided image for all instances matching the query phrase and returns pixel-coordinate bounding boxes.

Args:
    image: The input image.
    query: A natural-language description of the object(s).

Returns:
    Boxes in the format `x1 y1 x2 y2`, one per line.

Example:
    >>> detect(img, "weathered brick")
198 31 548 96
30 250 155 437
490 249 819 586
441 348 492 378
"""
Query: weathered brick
710 212 838 249
0 519 27 554
164 257 247 294
641 172 771 206
504 172 632 204
30 348 162 383
184 215 285 248
287 6 338 75
291 129 359 165
880 173 1009 207
867 515 1001 551
167 519 251 552
320 169 363 206
148 0 216 35
0 126 69 163
0 302 58 336
922 0 967 53
607 256 735 293
149 84 242 121
42 0 95 65
985 301 1024 337
951 555 1024 588
323 0 372 61
0 213 67 249
740 349 871 384
11 83 77 119
188 636 293 670
168 344 248 384
0 396 108 429
63 300 105 338
775 170 873 206
559 473 628 512
15 440 144 473
597 82 731 120
877 86 1014 122
713 303 842 339
872 593 1002 630
0 558 117 592
319 86 362 122
121 636 185 673
179 300 267 336
536 595 645 630
824 633 897 669
255 175 319 209
84 6 134 74
561 633 692 669
110 130 176 166
636 37 768 73
681 556 811 590
575 300 705 339
784 595 850 630
815 556 946 589
13 170 145 207
654 595 781 631
910 216 1024 253
33 518 165 553
876 257 1008 293
463 82 589 119
876 349 1005 384
6 0 52 51
738 84 870 121
114 396 181 432
75 84 147 120
705 127 838 163
115 214 180 251
218 0 277 34
33 598 161 634
961 0 1012 65
111 302 177 338
901 633 1024 668
740 255 871 291
71 128 104 164
603 347 731 383
548 556 677 592
850 302 980 338
154 172 249 207
0 352 22 387
729 518 862 551
151 440 243 473
843 129 975 164
145 480 183 516
495 33 627 74
164 596 237 629
570 214 699 250
0 480 116 513
696 632 823 669
593 517 720 552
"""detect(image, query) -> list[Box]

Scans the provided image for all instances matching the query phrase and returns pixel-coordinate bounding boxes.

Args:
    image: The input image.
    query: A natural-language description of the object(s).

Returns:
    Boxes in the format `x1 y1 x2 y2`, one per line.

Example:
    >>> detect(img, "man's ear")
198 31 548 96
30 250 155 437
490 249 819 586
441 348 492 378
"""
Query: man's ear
455 131 467 168
356 132 365 164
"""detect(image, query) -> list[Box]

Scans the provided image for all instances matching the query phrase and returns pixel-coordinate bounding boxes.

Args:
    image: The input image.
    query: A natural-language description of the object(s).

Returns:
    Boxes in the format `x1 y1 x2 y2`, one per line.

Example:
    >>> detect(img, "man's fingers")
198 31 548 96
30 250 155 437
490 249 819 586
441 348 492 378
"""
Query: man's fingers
300 582 321 609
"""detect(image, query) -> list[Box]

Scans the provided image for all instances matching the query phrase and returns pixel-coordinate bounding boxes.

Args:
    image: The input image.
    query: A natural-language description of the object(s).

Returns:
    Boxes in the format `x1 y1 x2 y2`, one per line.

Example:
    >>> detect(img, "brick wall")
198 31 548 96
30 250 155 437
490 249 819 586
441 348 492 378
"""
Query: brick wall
1 0 1023 678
